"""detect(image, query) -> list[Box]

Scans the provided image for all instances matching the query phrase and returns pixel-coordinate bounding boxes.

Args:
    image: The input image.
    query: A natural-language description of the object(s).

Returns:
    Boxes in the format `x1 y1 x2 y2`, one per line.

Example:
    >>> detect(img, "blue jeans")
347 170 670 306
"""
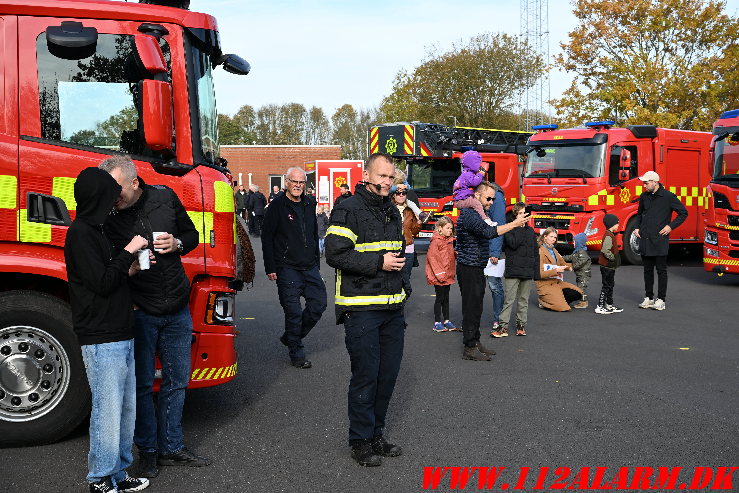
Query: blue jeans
318 237 325 255
487 275 504 323
400 252 415 293
133 306 192 455
344 309 405 442
276 265 327 361
81 339 136 484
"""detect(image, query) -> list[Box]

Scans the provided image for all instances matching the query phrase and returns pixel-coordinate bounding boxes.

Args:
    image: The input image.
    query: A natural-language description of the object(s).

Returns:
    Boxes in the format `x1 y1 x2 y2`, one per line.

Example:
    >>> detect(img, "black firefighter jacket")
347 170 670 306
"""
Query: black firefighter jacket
503 225 541 280
325 184 406 323
634 184 688 257
104 177 199 316
65 168 135 346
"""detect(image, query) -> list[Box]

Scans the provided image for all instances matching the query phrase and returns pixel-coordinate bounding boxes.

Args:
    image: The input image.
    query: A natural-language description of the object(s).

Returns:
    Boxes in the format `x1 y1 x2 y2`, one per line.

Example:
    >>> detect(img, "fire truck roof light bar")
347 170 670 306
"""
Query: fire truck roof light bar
532 124 558 131
585 120 615 128
719 109 739 119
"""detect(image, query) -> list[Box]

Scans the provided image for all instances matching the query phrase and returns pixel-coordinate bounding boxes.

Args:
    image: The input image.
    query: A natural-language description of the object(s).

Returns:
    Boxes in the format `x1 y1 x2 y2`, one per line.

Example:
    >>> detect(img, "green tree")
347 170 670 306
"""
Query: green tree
379 33 545 129
255 104 280 144
277 103 307 144
95 105 138 147
331 105 381 159
233 104 257 144
218 113 250 144
554 0 739 130
305 106 331 145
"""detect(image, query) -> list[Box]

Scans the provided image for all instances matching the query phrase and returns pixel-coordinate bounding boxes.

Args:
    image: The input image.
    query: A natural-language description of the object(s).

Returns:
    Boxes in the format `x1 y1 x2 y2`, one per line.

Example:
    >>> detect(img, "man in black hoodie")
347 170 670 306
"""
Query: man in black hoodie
99 156 207 478
64 167 150 493
262 166 327 369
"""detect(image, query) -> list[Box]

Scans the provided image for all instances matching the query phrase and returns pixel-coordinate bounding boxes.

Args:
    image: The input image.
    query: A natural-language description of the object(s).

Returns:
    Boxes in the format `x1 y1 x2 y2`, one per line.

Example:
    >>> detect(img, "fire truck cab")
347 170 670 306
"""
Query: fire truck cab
524 122 712 264
0 0 249 446
704 109 739 274
369 123 531 248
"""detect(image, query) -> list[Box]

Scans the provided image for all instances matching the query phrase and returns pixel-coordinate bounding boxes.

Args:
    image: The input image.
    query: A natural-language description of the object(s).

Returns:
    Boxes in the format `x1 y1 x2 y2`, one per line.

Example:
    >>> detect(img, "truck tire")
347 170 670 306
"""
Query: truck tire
622 219 643 265
0 291 90 447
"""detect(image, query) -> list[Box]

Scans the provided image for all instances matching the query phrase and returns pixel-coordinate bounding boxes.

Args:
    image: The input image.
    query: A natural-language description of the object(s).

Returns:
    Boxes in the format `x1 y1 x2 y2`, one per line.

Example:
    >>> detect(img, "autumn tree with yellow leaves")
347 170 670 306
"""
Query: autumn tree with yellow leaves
554 0 739 130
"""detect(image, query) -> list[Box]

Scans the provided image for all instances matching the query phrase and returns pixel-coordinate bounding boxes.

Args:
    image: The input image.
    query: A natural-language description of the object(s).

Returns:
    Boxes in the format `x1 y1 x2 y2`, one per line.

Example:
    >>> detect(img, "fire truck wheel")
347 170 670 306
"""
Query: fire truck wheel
622 219 643 265
0 291 90 447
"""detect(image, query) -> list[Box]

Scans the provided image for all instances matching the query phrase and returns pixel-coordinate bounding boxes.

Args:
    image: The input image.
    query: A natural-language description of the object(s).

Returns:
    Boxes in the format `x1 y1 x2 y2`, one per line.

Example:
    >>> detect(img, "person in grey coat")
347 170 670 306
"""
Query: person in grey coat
633 171 688 311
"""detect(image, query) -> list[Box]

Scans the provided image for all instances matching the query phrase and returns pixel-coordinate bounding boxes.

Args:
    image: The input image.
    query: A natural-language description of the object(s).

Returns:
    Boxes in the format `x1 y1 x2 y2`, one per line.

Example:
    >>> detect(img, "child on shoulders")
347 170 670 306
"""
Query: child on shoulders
453 150 494 225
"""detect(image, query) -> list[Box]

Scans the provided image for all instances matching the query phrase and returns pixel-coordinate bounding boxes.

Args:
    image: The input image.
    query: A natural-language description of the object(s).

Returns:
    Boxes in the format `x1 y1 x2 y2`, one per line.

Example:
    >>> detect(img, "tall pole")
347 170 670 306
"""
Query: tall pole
520 0 550 129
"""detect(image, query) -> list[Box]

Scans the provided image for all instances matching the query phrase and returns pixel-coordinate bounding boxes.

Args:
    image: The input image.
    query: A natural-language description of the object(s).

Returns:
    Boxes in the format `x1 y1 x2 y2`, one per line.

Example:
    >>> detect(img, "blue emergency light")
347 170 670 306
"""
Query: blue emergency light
719 109 739 119
532 124 558 130
585 120 615 127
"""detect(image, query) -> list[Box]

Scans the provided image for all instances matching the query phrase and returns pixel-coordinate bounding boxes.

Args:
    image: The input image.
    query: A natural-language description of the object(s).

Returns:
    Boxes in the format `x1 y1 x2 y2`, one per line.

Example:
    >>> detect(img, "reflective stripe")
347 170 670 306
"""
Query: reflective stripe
354 241 403 252
52 176 77 211
335 291 407 306
0 175 17 209
214 181 234 213
17 210 51 242
187 211 214 244
326 225 358 243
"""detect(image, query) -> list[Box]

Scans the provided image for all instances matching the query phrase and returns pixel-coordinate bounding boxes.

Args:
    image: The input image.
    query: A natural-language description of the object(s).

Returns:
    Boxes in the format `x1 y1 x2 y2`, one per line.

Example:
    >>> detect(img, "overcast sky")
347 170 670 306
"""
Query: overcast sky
187 0 739 119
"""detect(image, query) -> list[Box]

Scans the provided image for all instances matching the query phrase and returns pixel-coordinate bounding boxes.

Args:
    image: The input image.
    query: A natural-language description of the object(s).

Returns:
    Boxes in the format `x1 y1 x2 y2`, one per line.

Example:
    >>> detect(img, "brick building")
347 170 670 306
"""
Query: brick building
220 145 341 193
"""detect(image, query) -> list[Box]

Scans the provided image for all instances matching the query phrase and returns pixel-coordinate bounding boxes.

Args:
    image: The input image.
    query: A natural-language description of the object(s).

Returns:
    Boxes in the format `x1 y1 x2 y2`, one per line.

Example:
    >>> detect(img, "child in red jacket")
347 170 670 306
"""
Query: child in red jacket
425 216 458 332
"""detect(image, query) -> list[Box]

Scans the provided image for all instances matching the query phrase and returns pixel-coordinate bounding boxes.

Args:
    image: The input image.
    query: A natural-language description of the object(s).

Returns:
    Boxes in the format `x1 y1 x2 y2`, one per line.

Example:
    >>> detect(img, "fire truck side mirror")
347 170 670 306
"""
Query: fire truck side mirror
134 35 167 79
46 21 98 60
140 80 173 152
215 54 251 75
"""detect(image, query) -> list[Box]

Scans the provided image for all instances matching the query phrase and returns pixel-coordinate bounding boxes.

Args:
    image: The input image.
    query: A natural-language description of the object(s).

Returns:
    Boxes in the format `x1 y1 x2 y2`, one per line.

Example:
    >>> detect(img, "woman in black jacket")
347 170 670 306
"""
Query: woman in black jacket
491 202 540 337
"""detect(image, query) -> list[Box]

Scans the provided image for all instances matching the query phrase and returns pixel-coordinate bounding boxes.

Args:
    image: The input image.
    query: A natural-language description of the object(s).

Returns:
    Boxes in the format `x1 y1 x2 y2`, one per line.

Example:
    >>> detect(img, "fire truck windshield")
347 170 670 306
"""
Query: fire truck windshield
712 137 739 181
190 42 220 165
407 159 459 198
525 143 605 179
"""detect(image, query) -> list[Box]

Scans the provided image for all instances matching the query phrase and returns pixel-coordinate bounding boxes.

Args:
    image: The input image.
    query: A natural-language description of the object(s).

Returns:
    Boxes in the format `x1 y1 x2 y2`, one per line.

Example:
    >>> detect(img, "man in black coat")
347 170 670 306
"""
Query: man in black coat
261 167 327 369
234 185 248 219
100 156 208 478
250 184 267 237
334 183 352 207
633 171 688 311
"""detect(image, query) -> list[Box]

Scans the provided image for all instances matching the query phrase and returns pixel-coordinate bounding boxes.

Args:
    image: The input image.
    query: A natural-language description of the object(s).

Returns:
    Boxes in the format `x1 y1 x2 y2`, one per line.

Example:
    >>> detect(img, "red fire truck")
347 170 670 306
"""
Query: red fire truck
0 0 249 446
524 121 712 264
304 159 364 209
704 109 739 274
369 123 531 244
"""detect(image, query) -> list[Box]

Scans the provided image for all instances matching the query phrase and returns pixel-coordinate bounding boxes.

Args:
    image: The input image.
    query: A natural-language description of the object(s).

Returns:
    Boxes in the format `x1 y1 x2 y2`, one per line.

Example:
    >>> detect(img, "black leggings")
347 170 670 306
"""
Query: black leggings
562 287 582 305
433 284 450 321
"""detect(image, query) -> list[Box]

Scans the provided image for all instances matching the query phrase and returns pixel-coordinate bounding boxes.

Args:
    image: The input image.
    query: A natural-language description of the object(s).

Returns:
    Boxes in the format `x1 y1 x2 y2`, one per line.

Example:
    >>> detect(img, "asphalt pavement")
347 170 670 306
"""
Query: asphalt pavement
2 239 738 492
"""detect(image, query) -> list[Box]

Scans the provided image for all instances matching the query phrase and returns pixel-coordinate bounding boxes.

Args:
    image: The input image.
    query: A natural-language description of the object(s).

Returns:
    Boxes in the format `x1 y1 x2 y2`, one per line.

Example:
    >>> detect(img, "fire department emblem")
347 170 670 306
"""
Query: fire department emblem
334 176 347 187
620 188 631 204
550 188 558 195
385 137 398 155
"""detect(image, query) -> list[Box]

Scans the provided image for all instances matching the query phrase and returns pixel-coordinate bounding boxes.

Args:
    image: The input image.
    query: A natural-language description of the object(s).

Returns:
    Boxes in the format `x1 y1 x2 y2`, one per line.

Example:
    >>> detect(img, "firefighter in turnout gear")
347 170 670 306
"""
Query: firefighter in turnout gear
324 153 407 467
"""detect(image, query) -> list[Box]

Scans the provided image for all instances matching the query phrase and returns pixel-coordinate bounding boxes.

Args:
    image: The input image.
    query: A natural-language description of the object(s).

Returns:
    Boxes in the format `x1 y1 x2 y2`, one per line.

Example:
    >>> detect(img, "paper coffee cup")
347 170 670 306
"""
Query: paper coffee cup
152 231 167 252
137 249 150 270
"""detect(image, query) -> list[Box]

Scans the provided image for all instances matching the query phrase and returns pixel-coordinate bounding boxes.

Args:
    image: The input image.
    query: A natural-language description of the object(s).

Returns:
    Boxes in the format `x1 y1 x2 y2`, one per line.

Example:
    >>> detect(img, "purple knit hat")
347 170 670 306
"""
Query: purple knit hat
461 150 482 172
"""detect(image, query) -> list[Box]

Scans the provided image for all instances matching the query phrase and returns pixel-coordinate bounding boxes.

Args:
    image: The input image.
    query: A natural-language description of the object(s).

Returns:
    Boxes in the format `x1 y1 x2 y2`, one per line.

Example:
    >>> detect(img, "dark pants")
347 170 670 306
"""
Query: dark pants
344 309 405 442
457 263 486 348
133 306 192 455
598 266 616 307
276 265 327 362
247 210 255 233
433 284 450 322
642 255 668 300
253 214 264 237
400 252 415 291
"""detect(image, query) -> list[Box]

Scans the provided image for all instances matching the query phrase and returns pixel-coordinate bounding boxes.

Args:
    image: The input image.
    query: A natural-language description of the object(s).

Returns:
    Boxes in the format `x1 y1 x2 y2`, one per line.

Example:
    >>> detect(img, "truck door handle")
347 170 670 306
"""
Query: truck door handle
26 192 72 226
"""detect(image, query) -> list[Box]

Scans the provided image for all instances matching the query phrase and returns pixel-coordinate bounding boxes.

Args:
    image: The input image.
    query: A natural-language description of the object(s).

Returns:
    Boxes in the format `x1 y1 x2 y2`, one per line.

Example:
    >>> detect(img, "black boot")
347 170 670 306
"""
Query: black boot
350 439 382 467
138 451 159 478
371 435 402 457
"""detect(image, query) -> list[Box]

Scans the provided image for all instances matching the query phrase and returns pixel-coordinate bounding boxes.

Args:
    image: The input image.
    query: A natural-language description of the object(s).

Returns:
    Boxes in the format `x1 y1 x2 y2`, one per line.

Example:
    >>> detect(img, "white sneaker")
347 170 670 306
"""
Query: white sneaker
607 304 623 313
594 305 611 314
638 297 654 309
652 298 666 311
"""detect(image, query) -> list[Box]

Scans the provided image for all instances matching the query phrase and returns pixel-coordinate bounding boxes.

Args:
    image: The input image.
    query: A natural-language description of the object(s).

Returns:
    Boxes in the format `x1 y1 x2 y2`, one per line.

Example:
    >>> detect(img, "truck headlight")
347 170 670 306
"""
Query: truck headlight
205 292 235 325
704 230 718 245
705 247 719 257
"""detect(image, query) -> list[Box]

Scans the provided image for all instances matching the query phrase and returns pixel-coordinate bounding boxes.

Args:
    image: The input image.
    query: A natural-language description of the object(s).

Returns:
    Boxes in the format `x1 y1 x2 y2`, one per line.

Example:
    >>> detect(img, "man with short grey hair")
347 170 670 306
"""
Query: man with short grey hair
261 167 327 368
99 155 208 478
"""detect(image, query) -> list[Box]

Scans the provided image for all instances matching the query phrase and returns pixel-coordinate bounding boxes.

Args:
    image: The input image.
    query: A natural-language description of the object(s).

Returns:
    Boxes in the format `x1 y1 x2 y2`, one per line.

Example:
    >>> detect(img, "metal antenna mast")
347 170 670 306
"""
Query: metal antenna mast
520 0 550 129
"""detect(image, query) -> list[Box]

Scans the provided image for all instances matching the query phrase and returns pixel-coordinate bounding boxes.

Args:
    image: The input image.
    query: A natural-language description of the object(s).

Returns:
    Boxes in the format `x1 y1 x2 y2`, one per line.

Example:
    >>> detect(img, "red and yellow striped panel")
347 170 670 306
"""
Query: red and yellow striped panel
403 125 414 155
419 141 431 157
370 127 379 154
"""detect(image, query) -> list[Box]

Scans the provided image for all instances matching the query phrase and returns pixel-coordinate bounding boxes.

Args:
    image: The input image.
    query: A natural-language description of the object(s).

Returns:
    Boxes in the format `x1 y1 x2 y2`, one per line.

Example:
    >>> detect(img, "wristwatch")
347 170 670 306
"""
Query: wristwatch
176 238 183 254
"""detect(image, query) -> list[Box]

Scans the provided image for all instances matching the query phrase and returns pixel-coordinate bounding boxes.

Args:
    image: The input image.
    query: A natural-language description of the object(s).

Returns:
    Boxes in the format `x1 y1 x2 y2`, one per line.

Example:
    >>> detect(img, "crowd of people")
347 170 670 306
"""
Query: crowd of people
64 150 688 490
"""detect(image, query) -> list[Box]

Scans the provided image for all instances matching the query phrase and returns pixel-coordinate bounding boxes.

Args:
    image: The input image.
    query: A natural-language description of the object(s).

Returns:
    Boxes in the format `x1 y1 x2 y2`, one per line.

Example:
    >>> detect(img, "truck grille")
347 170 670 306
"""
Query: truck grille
532 217 571 231
730 250 739 259
529 203 584 213
730 230 739 241
729 215 739 227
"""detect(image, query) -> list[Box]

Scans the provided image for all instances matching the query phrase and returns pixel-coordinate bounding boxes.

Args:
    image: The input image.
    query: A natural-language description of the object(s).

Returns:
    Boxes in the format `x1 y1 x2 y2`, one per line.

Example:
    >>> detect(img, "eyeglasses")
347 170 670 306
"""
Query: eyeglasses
287 179 306 186
395 191 407 196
